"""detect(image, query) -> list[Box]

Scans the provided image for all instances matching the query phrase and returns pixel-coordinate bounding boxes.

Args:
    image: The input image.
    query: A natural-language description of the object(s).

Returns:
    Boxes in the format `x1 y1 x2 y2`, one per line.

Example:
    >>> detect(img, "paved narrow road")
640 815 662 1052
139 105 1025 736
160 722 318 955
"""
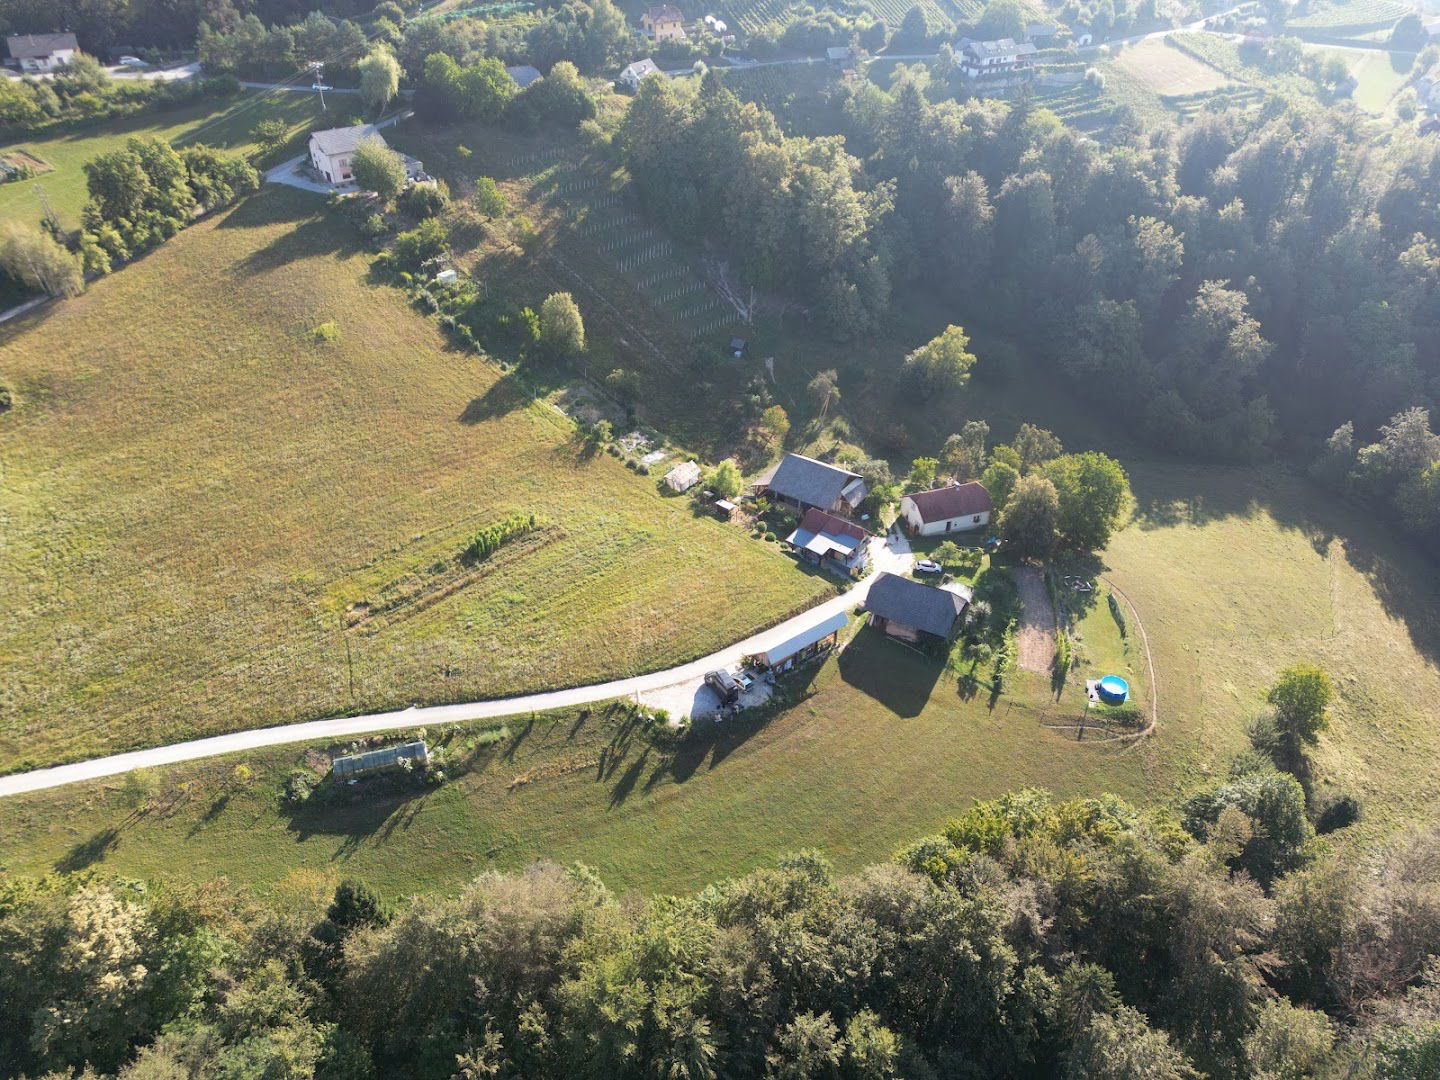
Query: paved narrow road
0 538 912 799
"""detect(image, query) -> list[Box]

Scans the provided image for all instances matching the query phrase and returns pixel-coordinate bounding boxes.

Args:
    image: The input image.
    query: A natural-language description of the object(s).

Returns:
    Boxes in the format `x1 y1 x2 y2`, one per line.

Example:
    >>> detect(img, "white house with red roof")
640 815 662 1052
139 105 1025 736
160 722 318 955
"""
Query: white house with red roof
899 481 992 537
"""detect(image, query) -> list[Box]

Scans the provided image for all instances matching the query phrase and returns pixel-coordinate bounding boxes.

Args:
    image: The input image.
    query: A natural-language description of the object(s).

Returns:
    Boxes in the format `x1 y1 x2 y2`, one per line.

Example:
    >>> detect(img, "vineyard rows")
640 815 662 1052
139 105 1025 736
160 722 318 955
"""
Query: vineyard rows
723 0 975 33
1287 0 1409 31
538 164 742 342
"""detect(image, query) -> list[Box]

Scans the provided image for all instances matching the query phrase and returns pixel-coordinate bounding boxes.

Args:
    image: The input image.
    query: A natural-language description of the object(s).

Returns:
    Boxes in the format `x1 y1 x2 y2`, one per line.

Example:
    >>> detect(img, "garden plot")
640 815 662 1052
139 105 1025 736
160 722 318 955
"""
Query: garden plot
1113 38 1232 95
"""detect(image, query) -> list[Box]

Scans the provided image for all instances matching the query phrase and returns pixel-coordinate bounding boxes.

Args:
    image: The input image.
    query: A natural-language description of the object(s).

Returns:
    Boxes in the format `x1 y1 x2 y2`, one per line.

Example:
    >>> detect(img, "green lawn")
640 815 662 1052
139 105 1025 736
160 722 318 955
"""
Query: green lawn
0 91 352 230
0 185 826 772
0 626 1157 899
1308 45 1417 113
1 429 1434 897
1104 460 1440 836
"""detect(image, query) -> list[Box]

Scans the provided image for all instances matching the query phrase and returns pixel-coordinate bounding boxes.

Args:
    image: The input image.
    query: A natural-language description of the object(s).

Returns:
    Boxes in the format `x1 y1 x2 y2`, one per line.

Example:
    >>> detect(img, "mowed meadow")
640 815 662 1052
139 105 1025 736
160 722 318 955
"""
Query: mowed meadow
6 459 1438 898
0 187 827 772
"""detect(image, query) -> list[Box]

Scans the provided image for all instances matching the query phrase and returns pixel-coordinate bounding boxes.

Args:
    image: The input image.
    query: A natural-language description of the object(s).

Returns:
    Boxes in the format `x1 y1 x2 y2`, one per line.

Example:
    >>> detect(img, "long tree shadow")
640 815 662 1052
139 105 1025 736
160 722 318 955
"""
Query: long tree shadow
222 196 365 275
54 827 120 873
1125 459 1440 671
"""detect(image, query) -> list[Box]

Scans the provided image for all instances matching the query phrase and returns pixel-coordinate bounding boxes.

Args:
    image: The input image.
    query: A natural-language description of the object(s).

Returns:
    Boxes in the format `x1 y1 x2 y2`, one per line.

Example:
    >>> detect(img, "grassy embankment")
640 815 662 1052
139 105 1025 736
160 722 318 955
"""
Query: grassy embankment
0 185 827 773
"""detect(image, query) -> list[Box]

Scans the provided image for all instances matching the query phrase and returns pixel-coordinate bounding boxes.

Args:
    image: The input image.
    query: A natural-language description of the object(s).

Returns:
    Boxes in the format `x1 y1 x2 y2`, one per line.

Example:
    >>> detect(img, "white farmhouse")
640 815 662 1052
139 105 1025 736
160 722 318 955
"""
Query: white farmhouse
899 481 993 537
958 37 1037 78
5 32 79 73
619 57 663 90
307 125 423 188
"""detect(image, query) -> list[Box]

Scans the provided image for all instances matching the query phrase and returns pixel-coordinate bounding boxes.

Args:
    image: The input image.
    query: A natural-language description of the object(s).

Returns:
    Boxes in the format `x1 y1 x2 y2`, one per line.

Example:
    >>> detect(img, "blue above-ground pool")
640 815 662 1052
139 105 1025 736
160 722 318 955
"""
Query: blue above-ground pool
1097 676 1130 706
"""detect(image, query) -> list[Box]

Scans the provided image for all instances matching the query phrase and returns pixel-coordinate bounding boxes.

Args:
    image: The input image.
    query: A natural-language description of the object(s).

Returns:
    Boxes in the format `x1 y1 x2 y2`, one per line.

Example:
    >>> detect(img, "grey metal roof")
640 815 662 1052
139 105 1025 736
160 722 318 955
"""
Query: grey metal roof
761 453 863 510
7 32 78 59
760 610 849 666
507 64 543 88
865 572 968 638
309 124 384 157
332 740 428 778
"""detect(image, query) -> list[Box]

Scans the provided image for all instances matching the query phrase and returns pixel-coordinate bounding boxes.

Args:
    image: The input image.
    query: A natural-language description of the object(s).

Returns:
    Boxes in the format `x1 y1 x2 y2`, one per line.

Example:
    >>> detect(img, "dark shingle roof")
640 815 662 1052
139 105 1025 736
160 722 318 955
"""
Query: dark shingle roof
758 453 864 510
7 32 78 59
865 572 968 638
645 4 684 21
905 481 992 523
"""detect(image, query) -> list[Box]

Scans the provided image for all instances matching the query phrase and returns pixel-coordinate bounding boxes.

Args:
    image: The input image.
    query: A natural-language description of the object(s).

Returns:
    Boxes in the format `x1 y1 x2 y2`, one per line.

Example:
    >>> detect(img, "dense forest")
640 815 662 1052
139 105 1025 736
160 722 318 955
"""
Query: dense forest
620 71 1440 461
4 775 1439 1079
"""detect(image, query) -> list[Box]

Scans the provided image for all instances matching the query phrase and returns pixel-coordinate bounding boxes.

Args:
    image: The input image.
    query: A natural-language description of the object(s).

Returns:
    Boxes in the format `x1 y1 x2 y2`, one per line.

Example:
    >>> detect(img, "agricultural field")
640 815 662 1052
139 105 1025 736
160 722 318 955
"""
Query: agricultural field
0 185 828 774
1287 0 1413 35
1309 44 1417 111
1111 36 1232 94
0 90 343 230
3 457 1435 899
717 0 981 35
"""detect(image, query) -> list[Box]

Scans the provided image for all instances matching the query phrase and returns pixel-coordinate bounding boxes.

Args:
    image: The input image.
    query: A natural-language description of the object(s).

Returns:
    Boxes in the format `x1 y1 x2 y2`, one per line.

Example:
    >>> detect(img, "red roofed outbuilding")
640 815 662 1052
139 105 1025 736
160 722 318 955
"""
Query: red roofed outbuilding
899 481 992 537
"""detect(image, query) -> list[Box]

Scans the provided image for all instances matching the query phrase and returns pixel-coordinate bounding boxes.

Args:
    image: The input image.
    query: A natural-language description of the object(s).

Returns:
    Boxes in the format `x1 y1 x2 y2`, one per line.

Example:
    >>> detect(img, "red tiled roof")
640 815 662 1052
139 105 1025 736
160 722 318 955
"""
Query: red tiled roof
797 507 870 542
905 482 992 523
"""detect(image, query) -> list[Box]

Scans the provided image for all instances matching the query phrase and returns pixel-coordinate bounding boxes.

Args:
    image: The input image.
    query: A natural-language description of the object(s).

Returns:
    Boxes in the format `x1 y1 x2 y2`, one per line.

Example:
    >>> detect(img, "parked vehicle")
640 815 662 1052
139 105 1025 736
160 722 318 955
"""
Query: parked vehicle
915 559 943 574
119 55 146 67
705 669 740 703
734 669 754 693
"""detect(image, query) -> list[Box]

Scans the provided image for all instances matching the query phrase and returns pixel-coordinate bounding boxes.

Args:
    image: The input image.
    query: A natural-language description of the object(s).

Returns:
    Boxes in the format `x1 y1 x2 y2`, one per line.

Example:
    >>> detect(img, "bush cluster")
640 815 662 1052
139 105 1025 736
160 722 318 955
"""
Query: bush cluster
461 512 540 564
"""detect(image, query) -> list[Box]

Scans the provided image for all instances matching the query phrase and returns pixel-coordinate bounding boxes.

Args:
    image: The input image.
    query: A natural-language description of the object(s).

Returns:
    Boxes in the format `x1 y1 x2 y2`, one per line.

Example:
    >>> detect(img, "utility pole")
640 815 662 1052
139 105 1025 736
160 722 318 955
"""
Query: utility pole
34 184 58 236
310 61 330 111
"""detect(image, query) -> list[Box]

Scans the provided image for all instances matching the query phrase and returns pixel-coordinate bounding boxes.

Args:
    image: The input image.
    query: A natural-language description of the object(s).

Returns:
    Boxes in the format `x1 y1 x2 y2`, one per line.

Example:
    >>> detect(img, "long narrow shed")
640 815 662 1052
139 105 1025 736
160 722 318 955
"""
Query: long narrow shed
332 741 429 779
758 610 849 670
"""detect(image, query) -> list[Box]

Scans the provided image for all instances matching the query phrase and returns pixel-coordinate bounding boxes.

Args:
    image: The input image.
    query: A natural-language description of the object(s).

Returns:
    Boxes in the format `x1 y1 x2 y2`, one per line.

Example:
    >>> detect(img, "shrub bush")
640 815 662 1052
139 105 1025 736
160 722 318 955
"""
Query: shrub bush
462 512 540 564
1316 792 1361 833
281 767 318 807
1108 591 1127 637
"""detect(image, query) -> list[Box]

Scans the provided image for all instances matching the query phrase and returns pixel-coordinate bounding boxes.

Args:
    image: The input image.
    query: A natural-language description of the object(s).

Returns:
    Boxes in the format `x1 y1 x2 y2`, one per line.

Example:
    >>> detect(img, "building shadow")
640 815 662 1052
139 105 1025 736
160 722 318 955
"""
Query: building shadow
837 628 942 718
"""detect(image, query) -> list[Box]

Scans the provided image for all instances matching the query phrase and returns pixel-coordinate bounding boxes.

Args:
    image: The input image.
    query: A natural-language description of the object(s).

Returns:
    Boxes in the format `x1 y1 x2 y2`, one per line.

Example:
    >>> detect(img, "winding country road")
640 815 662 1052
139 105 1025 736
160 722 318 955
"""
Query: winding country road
0 538 912 800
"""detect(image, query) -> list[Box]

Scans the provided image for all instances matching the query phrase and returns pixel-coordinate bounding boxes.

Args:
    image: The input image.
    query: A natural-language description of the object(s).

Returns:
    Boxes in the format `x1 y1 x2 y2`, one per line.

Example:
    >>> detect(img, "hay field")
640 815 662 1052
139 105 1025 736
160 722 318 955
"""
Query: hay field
0 186 826 772
1112 37 1232 95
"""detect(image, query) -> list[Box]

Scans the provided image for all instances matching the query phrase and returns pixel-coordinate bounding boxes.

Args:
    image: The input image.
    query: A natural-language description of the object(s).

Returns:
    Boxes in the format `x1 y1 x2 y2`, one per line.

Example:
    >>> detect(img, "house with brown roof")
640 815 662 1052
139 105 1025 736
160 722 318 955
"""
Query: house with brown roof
899 481 992 537
641 4 687 41
784 508 873 578
5 32 79 73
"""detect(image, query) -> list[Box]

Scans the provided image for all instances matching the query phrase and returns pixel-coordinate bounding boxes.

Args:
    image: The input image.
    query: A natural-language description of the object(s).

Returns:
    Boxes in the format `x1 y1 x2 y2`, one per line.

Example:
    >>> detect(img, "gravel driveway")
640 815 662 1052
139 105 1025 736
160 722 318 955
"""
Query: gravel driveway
1014 566 1056 674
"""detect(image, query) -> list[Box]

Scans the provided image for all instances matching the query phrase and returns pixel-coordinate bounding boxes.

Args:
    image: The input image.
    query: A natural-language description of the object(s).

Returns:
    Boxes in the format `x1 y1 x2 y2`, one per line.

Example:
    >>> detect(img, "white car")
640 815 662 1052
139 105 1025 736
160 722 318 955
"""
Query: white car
734 670 754 692
915 559 943 575
119 56 146 67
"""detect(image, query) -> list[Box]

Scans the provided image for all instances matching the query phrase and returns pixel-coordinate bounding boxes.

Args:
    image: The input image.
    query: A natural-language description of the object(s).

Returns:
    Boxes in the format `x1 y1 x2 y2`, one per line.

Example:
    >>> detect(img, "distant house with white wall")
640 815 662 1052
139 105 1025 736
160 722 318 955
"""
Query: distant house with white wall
308 125 422 187
5 32 78 72
958 37 1037 78
899 481 992 536
619 57 663 90
1420 61 1440 112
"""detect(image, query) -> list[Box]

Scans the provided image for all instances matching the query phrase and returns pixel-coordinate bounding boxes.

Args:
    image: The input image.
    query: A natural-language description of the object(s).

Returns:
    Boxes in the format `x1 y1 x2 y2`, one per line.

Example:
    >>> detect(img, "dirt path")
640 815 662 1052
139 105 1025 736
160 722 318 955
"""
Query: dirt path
1015 566 1056 674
